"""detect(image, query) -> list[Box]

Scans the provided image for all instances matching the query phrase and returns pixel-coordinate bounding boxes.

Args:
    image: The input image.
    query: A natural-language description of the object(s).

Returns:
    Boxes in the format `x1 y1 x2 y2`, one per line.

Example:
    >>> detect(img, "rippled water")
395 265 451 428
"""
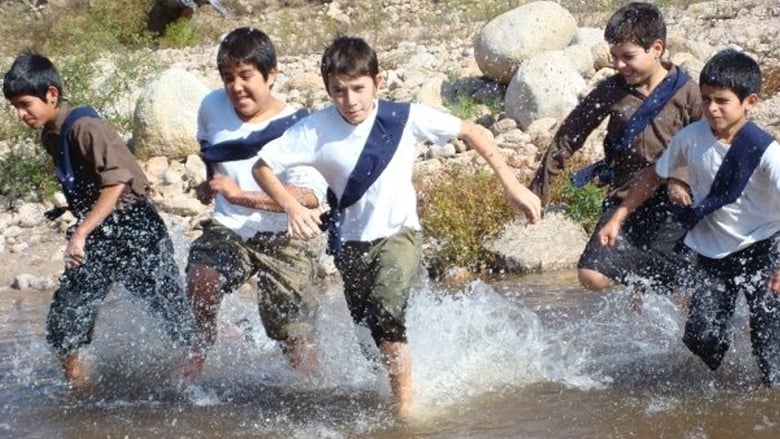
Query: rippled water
2 269 779 438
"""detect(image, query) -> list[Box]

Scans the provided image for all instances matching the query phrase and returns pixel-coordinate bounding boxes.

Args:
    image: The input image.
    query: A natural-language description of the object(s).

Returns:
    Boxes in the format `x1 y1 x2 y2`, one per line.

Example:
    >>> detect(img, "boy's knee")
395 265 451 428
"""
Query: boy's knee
577 268 614 291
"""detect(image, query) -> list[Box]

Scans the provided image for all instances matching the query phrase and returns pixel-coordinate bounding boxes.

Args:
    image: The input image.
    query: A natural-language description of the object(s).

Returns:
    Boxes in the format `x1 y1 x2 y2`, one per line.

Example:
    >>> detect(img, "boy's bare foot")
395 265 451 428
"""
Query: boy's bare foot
61 353 89 388
178 352 206 381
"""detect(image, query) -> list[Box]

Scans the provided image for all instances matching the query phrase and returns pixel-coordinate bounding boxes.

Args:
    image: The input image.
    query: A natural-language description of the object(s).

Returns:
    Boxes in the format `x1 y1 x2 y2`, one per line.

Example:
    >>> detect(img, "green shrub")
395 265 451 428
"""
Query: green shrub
550 179 605 234
27 0 156 56
540 150 607 234
416 164 516 277
443 94 503 121
0 143 58 206
161 18 202 49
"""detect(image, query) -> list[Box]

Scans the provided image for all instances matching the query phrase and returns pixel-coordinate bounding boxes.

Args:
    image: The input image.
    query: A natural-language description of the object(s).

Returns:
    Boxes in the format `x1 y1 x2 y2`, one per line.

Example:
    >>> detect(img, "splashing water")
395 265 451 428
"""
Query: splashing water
2 242 779 438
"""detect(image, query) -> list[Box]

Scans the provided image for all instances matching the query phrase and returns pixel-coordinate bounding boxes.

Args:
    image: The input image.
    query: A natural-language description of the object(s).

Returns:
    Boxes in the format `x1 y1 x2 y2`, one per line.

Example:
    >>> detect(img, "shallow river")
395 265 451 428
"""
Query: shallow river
2 269 779 438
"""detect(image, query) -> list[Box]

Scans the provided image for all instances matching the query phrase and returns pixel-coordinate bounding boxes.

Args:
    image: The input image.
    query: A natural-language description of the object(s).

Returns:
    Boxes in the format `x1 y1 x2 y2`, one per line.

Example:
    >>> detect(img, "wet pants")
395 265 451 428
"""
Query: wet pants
682 236 780 386
46 201 196 355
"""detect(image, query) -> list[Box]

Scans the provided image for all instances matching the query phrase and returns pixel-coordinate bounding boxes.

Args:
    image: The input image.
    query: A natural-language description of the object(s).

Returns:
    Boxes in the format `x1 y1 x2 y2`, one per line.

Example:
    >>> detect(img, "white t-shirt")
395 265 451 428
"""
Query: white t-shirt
655 119 780 258
197 89 326 239
258 100 462 242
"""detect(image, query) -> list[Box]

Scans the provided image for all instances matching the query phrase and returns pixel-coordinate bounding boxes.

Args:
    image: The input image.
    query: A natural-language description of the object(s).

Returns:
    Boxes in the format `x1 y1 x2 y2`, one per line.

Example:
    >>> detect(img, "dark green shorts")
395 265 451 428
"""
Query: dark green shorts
334 227 422 344
187 220 319 341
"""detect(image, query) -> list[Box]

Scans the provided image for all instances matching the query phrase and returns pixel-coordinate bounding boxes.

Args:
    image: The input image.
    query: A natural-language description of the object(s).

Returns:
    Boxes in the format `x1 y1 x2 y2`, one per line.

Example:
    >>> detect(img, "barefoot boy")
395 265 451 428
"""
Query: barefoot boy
598 49 780 386
180 27 326 379
252 36 541 417
2 51 196 386
529 2 701 295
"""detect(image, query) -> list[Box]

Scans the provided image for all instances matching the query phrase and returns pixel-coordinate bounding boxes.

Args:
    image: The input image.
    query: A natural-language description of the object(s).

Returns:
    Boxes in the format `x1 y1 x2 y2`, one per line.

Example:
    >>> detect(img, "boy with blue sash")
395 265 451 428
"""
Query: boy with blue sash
598 49 780 387
2 51 196 387
179 28 327 380
252 37 541 417
529 2 702 297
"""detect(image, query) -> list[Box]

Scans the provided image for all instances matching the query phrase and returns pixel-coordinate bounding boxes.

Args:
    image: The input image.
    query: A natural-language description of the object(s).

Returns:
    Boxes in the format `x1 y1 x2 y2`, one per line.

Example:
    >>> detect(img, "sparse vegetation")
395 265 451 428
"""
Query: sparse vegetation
416 164 517 277
444 94 504 121
0 142 59 207
161 18 202 49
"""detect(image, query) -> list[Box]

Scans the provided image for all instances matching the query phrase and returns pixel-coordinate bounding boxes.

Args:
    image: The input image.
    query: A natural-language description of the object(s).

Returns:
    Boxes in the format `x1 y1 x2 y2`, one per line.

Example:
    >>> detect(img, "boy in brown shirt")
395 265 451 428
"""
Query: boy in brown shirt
3 51 196 387
529 2 702 298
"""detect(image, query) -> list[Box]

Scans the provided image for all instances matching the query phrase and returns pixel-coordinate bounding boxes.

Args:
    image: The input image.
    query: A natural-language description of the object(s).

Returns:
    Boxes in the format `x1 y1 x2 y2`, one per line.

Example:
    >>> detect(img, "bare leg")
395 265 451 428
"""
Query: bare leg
61 352 89 388
280 336 318 373
379 340 413 418
178 263 223 380
577 268 615 291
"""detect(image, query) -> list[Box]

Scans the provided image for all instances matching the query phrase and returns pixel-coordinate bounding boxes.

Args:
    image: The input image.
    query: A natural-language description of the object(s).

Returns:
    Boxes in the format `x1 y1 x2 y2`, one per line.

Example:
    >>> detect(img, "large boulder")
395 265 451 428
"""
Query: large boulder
504 51 587 130
132 68 210 160
485 208 588 274
473 1 577 84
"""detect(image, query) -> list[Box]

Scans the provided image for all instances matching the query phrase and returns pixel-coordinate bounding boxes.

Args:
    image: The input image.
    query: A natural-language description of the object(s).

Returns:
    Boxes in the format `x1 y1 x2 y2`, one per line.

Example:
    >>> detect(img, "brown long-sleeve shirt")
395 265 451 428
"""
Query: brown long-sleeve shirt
529 65 702 205
41 102 149 215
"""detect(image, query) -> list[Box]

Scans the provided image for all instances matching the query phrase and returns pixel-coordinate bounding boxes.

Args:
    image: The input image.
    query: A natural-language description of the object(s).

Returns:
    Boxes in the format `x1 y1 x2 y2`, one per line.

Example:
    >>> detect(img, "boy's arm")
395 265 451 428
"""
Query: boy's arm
597 167 664 247
459 121 541 223
64 183 125 268
208 173 319 211
252 160 322 239
528 83 614 204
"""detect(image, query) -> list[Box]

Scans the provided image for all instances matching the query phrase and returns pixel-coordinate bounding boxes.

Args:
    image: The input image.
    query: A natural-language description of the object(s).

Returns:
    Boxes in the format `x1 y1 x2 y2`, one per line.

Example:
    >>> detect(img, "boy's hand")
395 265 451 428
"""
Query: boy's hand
208 174 241 202
507 186 542 224
195 181 215 204
64 232 87 269
597 220 621 247
768 268 780 295
667 178 692 206
286 203 322 240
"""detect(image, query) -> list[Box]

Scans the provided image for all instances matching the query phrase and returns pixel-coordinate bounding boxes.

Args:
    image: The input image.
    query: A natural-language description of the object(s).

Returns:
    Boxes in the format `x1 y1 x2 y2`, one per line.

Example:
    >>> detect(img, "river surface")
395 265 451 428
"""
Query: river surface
2 268 779 438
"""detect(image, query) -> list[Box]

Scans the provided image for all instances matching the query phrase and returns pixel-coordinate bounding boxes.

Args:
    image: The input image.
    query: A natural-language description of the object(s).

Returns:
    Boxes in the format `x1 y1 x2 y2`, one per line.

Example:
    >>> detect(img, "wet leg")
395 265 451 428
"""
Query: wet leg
682 279 737 371
280 336 318 373
578 268 615 291
61 352 89 388
179 263 224 380
379 340 413 418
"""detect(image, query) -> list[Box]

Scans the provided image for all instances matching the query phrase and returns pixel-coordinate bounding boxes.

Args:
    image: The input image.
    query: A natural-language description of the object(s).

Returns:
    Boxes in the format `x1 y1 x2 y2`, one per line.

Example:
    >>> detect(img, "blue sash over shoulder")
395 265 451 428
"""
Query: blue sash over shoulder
200 109 308 164
571 69 691 188
319 100 411 255
672 121 774 230
56 106 101 209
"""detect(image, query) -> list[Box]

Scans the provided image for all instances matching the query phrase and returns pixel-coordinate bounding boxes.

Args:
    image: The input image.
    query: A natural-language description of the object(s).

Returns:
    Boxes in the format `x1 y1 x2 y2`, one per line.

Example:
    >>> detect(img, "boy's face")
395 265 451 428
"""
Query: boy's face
326 73 381 125
220 61 276 122
700 84 757 140
8 86 59 129
609 39 663 86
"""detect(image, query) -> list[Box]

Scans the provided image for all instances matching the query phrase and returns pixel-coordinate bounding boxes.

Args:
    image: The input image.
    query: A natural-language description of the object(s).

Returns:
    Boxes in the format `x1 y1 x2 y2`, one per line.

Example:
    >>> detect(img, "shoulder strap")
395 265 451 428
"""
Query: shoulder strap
200 108 309 164
320 100 411 254
56 106 101 208
571 69 690 188
675 121 774 229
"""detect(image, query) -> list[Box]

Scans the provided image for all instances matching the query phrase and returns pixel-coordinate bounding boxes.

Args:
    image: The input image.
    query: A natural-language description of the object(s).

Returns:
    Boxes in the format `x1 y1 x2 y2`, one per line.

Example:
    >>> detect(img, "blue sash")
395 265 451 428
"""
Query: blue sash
200 109 308 164
673 121 774 230
56 106 101 210
571 69 691 188
319 100 411 255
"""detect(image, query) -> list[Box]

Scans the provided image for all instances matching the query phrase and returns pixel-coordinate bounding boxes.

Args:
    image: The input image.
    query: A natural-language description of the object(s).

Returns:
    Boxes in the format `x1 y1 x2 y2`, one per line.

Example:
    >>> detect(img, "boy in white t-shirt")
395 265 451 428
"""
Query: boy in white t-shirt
179 27 327 380
598 49 780 387
252 36 542 417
